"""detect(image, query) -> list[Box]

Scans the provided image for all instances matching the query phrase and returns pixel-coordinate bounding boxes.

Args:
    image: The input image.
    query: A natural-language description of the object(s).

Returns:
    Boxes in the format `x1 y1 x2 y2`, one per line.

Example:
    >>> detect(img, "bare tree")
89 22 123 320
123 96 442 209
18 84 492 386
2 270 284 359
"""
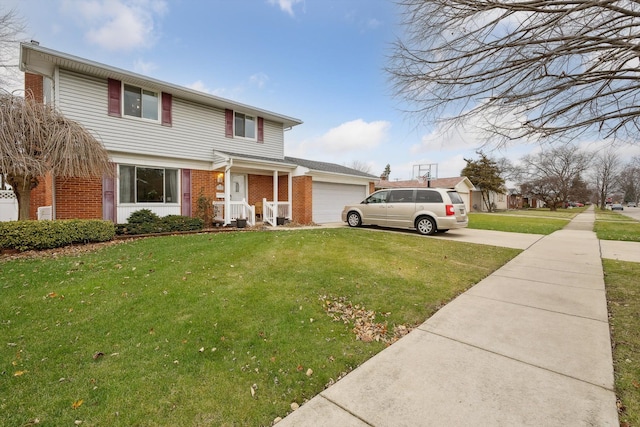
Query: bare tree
617 157 640 204
0 92 114 220
0 8 25 91
388 0 640 145
518 145 591 210
592 149 622 209
345 160 373 174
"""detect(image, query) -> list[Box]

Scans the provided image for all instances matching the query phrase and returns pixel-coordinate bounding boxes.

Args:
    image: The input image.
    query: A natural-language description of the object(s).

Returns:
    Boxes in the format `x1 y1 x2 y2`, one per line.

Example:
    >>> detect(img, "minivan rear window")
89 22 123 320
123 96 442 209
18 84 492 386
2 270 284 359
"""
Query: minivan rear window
416 190 443 203
447 191 464 204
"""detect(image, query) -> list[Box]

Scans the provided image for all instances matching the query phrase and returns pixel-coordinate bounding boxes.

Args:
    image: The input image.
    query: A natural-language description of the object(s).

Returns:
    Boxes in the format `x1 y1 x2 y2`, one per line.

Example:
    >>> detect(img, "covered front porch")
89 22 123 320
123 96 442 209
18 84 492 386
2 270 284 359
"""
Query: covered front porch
211 151 298 227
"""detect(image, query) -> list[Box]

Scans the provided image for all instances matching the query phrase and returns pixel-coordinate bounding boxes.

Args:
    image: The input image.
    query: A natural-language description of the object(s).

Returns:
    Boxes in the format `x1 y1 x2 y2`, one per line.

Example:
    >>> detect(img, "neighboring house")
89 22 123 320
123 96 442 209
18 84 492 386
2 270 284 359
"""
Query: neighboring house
19 42 375 225
470 187 508 212
375 176 474 213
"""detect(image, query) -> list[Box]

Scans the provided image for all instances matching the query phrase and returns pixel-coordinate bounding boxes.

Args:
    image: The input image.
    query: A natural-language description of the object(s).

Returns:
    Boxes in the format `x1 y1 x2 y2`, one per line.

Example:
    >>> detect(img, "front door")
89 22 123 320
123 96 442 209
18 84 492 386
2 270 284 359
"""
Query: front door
230 174 247 202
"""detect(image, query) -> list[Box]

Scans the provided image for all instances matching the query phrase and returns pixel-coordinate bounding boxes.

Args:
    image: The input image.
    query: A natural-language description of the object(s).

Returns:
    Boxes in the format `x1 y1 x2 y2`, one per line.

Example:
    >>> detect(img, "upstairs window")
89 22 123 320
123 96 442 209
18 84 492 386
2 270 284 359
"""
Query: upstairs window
124 84 159 120
234 112 256 139
119 165 178 204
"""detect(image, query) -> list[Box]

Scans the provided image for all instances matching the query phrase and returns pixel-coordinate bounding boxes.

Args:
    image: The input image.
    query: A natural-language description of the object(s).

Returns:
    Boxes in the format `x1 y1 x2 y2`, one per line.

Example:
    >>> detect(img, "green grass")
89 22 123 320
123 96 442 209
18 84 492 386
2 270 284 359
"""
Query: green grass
495 207 586 219
604 259 640 426
595 209 640 242
0 229 519 426
467 212 569 234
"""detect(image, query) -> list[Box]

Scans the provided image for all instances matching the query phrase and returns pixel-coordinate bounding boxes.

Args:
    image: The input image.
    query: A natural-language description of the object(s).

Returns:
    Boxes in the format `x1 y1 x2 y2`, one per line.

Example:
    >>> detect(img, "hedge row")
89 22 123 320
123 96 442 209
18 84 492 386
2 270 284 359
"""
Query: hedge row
0 219 116 252
115 209 204 235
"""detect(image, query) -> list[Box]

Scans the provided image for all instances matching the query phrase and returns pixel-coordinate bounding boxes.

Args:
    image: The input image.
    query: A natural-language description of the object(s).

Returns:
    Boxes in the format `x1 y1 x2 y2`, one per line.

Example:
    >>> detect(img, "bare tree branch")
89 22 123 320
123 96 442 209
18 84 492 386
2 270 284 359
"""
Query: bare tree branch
0 8 25 90
388 0 640 145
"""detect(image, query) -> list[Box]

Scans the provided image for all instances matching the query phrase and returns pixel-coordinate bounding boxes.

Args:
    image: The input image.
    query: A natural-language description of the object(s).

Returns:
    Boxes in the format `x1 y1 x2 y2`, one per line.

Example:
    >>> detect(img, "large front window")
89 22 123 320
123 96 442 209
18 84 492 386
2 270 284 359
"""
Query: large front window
119 165 178 203
234 112 256 139
123 84 159 120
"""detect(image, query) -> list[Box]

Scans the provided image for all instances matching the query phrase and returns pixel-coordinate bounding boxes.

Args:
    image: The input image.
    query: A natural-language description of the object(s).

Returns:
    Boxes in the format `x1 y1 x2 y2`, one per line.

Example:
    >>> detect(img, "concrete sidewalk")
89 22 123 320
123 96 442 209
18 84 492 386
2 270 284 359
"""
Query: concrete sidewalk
278 208 619 426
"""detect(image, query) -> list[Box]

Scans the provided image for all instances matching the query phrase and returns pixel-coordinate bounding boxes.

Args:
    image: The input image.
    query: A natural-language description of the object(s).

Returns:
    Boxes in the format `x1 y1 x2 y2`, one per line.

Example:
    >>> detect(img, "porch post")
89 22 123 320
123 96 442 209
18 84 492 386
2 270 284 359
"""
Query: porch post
273 170 279 226
287 172 292 219
224 166 231 225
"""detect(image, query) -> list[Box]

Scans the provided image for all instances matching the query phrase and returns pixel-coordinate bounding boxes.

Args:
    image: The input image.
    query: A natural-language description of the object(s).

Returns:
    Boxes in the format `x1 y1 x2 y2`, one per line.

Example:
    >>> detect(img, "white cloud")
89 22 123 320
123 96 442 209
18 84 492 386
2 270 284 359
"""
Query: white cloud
286 119 391 160
267 0 304 17
63 0 168 51
249 72 269 89
186 80 210 93
133 58 157 74
318 119 391 152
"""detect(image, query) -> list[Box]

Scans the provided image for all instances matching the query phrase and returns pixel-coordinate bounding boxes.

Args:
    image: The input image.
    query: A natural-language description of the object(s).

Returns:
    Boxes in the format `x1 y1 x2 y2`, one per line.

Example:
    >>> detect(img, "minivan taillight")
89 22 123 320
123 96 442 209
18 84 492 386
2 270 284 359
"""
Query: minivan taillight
446 205 455 216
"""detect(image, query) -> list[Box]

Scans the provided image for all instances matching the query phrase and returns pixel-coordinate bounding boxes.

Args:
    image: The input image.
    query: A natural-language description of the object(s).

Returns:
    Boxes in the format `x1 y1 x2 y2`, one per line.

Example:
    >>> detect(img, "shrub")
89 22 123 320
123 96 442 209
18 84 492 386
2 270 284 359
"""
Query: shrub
161 215 204 232
115 209 204 235
0 219 115 251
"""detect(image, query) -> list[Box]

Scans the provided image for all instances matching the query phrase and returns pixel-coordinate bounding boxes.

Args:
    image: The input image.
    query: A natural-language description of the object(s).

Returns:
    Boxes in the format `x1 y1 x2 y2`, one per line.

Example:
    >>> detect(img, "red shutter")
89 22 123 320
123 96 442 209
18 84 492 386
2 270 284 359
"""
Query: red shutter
181 169 192 217
102 165 116 222
107 78 121 117
161 92 172 126
257 117 264 143
225 109 233 138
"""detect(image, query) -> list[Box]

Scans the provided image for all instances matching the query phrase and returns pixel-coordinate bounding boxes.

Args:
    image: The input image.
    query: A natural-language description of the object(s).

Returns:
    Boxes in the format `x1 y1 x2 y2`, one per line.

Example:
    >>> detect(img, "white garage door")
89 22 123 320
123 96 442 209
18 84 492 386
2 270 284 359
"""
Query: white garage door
312 182 367 223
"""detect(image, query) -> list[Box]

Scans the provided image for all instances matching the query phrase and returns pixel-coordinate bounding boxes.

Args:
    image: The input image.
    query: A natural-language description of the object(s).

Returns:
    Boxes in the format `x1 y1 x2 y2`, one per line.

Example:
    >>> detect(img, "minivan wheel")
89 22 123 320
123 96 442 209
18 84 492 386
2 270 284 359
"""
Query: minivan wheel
347 211 362 227
416 217 436 235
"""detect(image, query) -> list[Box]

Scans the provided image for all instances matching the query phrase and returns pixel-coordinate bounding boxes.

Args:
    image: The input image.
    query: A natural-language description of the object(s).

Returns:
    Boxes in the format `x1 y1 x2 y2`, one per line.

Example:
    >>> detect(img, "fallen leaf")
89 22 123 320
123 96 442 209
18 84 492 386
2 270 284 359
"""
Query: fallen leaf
13 370 27 377
306 368 313 377
92 352 104 360
72 399 83 410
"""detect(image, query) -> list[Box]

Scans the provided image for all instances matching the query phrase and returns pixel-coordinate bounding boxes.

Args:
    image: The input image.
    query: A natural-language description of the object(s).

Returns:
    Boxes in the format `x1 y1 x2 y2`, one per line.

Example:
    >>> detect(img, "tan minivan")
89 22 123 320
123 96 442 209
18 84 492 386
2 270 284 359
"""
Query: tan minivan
341 188 468 235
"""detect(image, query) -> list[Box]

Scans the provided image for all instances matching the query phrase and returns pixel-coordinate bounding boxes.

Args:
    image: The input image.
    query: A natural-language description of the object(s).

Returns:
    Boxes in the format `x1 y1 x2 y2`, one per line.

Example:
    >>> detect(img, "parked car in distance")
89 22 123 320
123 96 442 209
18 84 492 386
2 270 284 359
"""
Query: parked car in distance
341 188 468 235
628 202 637 208
611 203 624 211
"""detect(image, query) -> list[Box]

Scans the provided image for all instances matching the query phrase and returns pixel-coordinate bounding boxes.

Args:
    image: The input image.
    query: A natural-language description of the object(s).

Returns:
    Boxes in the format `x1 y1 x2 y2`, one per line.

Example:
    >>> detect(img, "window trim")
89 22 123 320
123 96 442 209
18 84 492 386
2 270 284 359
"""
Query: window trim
118 164 180 205
233 111 257 140
122 83 161 123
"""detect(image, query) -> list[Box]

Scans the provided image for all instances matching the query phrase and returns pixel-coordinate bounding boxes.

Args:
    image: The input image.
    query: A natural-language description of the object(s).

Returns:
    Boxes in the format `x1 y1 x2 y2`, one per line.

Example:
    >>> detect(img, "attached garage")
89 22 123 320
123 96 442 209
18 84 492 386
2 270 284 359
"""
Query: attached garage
312 181 367 223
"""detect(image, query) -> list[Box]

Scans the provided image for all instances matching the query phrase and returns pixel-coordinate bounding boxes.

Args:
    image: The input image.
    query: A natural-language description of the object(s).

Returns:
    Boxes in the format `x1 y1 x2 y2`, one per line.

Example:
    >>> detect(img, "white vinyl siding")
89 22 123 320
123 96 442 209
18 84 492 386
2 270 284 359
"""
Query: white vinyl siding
312 182 367 223
57 70 285 161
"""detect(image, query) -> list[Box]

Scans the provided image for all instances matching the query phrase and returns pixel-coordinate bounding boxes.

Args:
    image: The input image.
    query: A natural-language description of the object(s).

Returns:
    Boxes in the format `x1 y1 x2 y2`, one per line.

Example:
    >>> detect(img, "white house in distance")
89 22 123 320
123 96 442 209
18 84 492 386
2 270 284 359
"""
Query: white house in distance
18 42 376 226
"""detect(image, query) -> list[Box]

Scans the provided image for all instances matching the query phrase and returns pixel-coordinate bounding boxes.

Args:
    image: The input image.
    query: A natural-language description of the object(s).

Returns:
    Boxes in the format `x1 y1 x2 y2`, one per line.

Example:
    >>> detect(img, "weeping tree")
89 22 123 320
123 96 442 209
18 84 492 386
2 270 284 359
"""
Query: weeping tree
0 91 113 220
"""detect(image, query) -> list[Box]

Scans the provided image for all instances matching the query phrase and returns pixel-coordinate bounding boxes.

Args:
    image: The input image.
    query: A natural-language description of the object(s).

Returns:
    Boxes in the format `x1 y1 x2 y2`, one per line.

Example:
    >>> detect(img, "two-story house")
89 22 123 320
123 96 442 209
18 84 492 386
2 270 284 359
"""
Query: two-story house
19 42 375 226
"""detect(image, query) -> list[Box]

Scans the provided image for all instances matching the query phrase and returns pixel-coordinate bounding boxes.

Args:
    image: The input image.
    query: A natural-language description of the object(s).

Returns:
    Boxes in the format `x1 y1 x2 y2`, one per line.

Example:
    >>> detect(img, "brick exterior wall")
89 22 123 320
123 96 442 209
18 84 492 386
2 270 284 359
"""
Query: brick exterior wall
292 175 313 224
25 72 43 102
191 169 218 217
55 176 102 219
29 174 54 220
247 174 289 204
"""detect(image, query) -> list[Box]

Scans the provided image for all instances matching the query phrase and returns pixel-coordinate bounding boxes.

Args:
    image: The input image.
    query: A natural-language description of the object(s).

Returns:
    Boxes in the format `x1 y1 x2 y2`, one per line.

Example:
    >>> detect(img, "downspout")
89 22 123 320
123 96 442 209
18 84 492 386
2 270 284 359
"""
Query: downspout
224 159 233 225
52 177 56 220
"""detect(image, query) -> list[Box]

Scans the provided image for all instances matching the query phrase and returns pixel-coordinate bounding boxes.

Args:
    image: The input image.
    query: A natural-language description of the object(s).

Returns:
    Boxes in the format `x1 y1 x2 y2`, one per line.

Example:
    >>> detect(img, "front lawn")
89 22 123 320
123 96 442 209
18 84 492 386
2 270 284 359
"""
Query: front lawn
595 209 640 242
0 229 519 426
604 259 640 426
467 212 569 234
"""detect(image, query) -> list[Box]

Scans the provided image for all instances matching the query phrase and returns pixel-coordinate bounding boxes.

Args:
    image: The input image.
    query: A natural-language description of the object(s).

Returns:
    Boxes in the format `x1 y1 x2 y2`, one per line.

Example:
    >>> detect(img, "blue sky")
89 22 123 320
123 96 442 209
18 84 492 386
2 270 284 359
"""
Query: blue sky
3 0 619 181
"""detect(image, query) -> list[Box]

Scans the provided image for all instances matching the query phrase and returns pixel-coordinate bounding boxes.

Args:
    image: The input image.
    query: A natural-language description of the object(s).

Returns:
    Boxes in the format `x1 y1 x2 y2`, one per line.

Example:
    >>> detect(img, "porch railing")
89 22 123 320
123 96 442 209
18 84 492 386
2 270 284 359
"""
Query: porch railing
213 199 256 226
212 199 290 227
262 198 291 226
